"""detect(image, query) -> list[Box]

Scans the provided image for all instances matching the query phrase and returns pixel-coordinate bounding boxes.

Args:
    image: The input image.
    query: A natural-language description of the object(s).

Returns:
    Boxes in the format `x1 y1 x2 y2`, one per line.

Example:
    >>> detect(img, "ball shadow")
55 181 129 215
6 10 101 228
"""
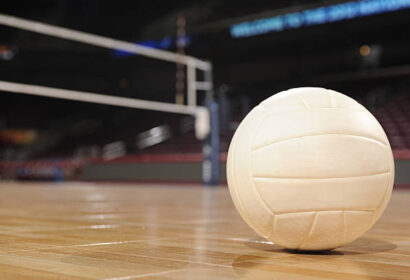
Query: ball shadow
242 236 396 255
339 236 397 255
230 237 397 279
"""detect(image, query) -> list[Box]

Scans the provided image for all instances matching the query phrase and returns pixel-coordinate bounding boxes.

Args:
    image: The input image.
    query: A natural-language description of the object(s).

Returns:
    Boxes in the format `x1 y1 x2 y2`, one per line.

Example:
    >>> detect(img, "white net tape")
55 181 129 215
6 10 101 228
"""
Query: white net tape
0 80 211 139
0 13 211 70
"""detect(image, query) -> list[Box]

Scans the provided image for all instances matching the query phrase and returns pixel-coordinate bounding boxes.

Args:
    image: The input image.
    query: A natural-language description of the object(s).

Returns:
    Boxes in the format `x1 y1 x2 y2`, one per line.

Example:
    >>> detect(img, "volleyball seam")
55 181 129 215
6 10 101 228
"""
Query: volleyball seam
252 133 388 152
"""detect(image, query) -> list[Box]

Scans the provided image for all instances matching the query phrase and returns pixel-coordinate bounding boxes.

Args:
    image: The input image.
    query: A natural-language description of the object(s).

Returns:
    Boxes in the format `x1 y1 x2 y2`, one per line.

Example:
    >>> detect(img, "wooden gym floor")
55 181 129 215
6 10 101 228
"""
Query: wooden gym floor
0 182 408 279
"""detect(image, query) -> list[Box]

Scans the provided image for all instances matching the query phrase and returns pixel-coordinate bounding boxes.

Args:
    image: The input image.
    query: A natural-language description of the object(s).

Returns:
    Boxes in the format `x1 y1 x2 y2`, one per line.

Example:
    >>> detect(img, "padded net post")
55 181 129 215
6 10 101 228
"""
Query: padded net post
201 100 219 186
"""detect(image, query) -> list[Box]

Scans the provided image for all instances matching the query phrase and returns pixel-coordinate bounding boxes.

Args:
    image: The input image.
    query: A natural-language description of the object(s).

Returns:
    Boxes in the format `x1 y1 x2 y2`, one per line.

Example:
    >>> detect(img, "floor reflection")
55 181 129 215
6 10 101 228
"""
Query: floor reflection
231 237 397 279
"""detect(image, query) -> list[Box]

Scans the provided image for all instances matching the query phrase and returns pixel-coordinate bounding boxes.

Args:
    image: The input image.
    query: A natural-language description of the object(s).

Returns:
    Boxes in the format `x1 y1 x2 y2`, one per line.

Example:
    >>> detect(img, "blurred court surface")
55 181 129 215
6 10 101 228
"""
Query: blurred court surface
0 182 408 280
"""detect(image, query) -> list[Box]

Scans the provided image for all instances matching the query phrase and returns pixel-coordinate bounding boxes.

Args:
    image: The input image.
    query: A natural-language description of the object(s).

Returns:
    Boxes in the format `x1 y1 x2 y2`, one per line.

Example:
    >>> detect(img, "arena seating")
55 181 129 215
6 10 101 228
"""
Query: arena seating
374 98 410 150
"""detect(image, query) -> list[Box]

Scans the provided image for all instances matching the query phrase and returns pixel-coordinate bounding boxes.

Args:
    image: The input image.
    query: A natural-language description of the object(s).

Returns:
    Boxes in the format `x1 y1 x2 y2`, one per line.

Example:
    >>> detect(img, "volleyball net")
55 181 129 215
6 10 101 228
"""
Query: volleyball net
0 13 213 139
0 13 219 184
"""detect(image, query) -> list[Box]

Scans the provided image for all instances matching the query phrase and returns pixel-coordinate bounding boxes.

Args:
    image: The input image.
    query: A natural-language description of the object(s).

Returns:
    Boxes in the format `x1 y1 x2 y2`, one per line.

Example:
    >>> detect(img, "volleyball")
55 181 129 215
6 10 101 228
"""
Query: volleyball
227 87 394 250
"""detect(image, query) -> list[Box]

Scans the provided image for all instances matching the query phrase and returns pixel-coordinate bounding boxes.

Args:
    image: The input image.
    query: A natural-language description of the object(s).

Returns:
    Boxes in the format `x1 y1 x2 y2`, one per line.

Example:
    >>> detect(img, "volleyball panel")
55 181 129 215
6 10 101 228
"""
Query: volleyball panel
260 87 365 114
254 172 390 214
252 109 388 150
227 106 273 238
252 134 390 178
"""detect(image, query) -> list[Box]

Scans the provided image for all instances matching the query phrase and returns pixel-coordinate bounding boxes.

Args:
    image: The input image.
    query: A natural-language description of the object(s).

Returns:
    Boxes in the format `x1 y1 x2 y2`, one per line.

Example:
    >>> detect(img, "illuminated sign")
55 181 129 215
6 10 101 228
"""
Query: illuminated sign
230 0 410 38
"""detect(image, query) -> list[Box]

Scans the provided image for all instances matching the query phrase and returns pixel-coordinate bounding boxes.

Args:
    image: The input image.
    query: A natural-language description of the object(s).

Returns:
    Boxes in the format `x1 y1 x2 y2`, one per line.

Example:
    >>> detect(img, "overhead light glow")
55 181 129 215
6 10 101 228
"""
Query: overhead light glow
230 0 410 38
359 44 371 56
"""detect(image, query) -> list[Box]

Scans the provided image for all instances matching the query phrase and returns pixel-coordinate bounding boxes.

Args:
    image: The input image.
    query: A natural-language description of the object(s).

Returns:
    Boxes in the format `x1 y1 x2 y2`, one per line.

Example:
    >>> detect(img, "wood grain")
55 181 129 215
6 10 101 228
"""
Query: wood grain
0 182 408 279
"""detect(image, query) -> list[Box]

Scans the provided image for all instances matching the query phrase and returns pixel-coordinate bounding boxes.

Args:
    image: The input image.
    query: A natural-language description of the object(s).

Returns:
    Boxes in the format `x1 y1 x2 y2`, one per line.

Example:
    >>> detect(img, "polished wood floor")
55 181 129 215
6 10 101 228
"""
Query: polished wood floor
0 182 408 279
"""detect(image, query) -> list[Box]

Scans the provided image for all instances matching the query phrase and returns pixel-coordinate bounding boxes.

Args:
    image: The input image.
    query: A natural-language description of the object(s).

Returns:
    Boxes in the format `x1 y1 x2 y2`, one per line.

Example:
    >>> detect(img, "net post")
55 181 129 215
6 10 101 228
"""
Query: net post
201 100 219 186
204 62 214 99
187 60 197 106
201 61 218 186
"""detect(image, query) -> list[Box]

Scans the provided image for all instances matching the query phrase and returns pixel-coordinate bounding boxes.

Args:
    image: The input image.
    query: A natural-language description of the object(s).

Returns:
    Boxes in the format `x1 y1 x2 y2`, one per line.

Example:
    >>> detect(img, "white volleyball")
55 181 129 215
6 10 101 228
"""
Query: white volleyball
227 87 394 250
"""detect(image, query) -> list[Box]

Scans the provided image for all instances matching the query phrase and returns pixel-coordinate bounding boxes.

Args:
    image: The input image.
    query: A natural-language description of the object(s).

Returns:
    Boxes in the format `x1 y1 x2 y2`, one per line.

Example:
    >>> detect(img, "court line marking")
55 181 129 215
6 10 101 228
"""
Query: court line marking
4 237 182 253
75 240 150 247
88 224 121 229
84 250 233 269
224 237 274 245
5 237 234 268
102 269 192 280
